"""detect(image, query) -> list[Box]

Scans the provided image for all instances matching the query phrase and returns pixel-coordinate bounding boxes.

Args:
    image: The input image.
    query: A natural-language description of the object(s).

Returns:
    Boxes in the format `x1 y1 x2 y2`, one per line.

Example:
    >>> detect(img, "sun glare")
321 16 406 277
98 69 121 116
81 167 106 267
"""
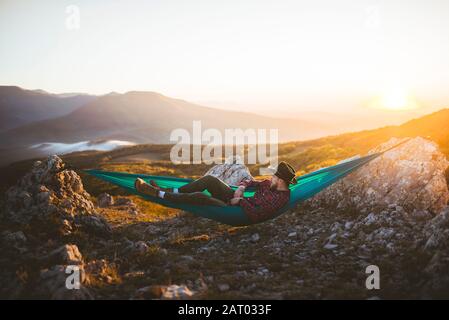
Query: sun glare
382 88 409 110
370 87 419 111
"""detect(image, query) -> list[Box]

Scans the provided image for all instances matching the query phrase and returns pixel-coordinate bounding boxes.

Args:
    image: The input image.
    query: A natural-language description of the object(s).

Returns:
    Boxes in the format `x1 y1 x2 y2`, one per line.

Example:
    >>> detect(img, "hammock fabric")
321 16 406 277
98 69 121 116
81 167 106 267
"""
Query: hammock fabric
85 140 408 226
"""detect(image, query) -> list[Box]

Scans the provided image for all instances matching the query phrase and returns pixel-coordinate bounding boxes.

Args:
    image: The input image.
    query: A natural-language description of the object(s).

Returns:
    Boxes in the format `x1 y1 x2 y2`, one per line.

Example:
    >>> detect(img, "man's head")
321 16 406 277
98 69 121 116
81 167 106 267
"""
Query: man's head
270 174 287 190
270 161 297 190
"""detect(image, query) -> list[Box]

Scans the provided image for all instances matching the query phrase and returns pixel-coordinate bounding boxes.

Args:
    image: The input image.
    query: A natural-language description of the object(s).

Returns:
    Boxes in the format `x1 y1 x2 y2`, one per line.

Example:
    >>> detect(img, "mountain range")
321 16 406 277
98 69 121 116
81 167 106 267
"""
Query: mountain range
1 85 449 167
0 87 330 149
0 86 96 132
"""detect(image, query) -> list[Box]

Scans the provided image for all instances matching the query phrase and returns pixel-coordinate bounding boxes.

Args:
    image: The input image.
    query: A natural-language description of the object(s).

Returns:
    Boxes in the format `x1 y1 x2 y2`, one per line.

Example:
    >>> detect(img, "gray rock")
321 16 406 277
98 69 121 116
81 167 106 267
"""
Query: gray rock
4 155 111 238
423 207 449 250
309 137 449 215
251 233 260 242
345 221 354 230
134 285 165 299
114 197 139 215
1 230 27 248
161 285 195 299
45 244 83 265
145 224 160 235
97 193 114 207
115 197 132 206
218 283 230 292
134 284 195 300
324 243 338 250
122 240 149 256
38 265 92 300
78 215 112 237
204 156 253 185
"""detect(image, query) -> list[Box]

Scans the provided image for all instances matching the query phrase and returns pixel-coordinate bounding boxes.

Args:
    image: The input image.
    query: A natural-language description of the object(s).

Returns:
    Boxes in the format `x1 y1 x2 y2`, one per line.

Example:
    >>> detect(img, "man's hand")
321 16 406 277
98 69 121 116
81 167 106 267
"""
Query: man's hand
233 186 245 198
229 197 242 206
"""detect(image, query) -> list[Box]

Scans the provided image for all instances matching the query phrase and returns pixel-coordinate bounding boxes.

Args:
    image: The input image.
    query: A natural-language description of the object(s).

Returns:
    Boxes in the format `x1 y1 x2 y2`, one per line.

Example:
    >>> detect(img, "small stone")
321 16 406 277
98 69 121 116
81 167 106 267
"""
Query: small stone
364 213 377 226
133 241 149 254
324 243 338 250
181 255 194 262
145 224 160 235
46 244 83 265
60 219 73 236
327 233 337 243
217 283 230 292
79 215 112 237
134 285 165 299
251 233 260 242
288 232 297 237
161 285 194 300
115 197 133 206
98 193 114 207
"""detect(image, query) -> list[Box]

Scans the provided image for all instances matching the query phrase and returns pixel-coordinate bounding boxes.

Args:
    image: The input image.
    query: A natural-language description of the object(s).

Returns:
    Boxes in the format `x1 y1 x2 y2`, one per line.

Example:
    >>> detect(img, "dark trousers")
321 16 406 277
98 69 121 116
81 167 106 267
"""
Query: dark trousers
164 175 234 207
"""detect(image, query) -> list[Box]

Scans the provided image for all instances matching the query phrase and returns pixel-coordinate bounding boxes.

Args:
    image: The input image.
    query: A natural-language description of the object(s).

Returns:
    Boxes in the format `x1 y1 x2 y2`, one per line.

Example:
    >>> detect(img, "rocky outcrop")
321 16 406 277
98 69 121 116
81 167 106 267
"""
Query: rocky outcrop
309 137 449 215
204 156 253 185
4 155 111 236
0 155 111 299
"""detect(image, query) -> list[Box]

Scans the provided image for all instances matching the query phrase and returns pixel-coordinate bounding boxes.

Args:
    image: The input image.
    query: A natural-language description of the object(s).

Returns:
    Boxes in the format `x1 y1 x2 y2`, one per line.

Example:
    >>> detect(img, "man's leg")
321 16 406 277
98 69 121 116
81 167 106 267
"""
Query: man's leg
135 176 233 206
163 191 228 207
178 175 234 203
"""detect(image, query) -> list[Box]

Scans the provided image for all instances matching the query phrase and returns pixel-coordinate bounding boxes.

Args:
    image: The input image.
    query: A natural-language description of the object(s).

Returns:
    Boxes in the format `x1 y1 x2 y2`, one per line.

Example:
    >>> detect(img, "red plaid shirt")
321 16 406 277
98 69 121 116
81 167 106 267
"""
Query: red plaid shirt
238 179 290 223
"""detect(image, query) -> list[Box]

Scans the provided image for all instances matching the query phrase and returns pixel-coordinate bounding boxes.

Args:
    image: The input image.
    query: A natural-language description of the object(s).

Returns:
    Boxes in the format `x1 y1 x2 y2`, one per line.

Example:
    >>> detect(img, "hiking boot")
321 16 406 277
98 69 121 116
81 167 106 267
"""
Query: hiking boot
149 180 171 192
135 178 158 197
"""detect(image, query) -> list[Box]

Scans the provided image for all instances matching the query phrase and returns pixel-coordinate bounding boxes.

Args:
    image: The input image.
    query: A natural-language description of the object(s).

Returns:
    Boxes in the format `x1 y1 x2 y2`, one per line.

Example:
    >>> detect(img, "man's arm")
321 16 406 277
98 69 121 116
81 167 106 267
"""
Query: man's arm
235 178 261 198
233 185 245 198
239 178 262 188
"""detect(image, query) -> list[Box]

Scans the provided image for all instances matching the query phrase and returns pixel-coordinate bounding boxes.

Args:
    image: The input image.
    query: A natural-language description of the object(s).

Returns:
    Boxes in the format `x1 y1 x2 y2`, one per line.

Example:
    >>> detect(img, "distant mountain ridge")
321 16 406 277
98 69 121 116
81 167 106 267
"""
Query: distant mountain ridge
0 90 327 148
1 86 449 168
0 86 96 132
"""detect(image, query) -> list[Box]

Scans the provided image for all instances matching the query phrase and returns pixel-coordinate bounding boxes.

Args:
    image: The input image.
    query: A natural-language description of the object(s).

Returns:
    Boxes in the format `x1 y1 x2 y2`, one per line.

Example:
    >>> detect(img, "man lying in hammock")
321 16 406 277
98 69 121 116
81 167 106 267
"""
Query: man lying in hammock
134 161 297 223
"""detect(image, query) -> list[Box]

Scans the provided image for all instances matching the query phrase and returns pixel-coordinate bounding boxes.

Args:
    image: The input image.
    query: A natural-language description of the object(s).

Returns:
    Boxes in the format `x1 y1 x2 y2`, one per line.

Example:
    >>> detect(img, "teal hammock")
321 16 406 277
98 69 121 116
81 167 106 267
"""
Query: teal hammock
85 140 407 226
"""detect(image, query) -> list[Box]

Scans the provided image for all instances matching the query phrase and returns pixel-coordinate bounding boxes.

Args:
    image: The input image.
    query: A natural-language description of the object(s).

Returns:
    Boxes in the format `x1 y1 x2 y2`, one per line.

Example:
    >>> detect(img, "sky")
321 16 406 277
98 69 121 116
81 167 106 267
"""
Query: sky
1 0 449 120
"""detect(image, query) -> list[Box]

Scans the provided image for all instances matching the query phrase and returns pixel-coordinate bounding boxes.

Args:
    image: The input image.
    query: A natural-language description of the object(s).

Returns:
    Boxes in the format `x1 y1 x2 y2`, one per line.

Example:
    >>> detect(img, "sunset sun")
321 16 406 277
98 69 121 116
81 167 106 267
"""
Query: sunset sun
382 88 409 110
370 87 419 111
